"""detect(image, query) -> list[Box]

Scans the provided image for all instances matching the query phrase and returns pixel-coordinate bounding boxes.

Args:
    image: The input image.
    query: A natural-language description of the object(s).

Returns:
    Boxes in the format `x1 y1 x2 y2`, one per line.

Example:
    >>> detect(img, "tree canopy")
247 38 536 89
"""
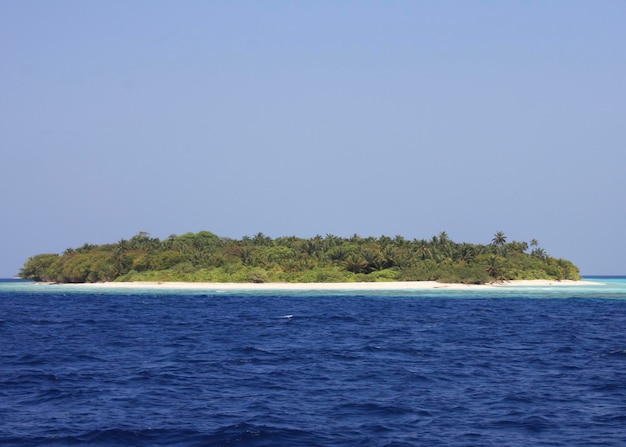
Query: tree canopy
20 231 580 284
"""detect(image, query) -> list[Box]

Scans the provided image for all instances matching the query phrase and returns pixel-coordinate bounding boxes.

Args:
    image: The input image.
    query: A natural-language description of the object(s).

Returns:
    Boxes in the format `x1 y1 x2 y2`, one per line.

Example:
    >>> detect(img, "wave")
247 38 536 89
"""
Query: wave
3 289 626 446
2 424 326 447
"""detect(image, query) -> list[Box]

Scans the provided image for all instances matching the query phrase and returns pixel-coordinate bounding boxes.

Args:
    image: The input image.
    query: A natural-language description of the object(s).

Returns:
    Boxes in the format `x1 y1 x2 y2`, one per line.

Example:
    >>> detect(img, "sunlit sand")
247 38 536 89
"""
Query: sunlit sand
43 279 604 291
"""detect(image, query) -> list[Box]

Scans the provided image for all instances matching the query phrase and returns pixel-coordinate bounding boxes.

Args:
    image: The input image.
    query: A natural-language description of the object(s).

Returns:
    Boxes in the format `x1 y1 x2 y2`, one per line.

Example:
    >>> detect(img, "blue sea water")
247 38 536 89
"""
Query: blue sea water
1 277 626 446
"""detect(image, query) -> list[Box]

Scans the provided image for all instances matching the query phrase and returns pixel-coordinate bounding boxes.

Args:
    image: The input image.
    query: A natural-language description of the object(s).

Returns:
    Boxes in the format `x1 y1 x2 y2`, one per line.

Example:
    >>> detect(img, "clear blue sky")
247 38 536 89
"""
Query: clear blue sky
2 1 625 277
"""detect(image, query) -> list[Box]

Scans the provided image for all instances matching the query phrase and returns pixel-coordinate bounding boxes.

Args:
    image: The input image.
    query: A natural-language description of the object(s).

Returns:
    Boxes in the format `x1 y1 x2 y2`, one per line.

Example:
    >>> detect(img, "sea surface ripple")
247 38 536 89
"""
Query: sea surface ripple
1 278 626 446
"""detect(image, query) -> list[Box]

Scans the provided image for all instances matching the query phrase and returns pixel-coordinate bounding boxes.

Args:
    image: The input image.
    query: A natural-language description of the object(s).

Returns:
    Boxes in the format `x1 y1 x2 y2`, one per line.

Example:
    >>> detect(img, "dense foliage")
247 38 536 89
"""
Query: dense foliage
20 231 580 284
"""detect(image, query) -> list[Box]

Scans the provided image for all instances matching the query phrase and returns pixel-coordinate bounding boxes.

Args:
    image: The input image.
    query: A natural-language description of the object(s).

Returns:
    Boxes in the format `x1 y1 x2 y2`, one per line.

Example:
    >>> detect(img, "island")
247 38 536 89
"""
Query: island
19 231 580 285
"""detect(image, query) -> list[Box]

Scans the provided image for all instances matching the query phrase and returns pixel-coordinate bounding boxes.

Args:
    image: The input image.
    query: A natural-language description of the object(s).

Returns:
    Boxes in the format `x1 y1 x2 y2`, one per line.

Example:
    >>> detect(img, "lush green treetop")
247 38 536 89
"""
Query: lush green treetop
20 231 580 284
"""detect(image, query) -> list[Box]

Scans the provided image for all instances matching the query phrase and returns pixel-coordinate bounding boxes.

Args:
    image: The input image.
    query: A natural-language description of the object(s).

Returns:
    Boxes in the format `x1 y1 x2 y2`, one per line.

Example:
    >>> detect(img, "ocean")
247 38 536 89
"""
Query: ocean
1 277 626 446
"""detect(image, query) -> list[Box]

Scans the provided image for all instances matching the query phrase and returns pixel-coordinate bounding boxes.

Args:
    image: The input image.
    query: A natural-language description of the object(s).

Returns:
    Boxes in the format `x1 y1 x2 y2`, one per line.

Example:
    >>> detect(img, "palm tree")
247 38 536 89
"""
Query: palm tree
458 244 475 263
394 252 414 270
349 233 362 243
491 231 507 257
238 246 254 266
344 254 367 274
328 246 348 262
486 256 503 282
393 235 407 247
438 231 449 245
529 238 546 259
531 247 546 259
303 238 323 258
381 246 398 268
161 234 177 250
437 231 454 260
416 240 432 260
491 231 507 247
252 232 272 246
360 248 382 273
323 234 340 251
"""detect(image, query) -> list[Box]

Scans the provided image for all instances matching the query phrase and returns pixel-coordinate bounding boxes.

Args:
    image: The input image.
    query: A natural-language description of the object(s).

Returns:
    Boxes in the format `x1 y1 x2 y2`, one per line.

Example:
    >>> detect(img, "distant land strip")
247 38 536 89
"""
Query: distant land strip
20 231 580 285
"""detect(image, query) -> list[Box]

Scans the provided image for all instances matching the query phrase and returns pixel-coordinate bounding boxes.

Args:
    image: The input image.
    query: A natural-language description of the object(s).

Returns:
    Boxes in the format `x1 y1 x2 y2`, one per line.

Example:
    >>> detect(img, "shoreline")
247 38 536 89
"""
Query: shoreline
38 279 605 291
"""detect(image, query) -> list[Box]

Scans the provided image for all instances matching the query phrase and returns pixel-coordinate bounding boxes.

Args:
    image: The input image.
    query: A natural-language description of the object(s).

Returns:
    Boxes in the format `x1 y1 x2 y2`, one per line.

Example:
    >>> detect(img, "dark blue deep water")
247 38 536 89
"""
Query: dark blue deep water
2 278 626 446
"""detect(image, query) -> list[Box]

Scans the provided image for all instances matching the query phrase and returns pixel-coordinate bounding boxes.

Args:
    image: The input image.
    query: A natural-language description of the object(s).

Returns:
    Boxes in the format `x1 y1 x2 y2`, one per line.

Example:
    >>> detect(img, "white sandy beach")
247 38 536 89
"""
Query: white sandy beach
43 279 605 291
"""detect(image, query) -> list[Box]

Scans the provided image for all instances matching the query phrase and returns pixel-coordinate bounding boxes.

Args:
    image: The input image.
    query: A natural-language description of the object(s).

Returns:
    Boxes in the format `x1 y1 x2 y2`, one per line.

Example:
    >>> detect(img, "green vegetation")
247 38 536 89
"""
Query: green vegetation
19 231 580 284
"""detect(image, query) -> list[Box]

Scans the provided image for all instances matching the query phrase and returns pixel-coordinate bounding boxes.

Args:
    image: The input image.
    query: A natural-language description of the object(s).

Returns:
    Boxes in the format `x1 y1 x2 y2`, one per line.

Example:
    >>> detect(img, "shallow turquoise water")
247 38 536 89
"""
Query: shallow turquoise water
3 276 625 299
